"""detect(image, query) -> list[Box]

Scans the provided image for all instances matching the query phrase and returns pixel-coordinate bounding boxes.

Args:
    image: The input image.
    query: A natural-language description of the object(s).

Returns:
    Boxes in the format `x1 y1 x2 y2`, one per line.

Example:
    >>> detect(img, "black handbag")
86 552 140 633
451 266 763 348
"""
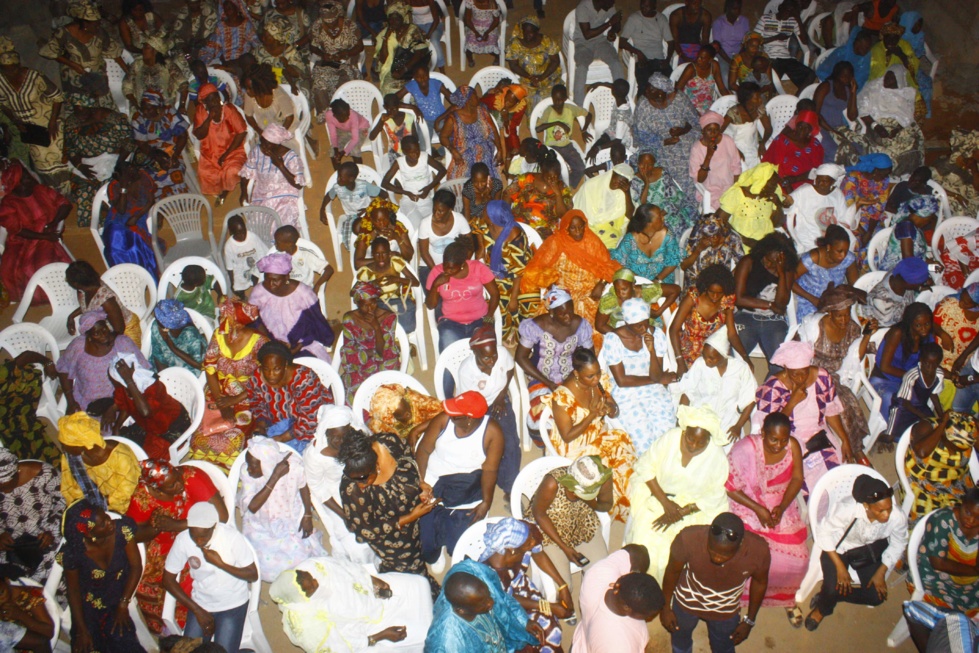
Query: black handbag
19 123 51 148
835 519 882 571
803 430 834 458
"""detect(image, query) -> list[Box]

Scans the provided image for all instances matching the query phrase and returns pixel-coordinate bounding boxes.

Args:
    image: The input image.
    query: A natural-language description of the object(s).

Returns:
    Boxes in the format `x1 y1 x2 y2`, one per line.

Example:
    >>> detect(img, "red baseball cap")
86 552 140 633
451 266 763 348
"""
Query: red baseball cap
443 390 489 418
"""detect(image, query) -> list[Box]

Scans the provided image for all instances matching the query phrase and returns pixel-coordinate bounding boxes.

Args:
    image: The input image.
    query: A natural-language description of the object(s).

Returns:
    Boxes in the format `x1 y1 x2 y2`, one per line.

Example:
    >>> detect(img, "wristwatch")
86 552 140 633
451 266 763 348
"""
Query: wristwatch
742 615 755 627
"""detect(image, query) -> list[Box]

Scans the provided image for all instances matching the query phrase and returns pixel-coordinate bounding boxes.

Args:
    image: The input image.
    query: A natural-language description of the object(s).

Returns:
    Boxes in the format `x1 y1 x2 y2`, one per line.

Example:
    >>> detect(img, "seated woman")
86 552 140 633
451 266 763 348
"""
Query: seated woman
238 436 327 582
519 210 621 339
197 0 260 70
356 238 419 335
915 489 979 618
733 232 798 365
464 162 505 223
337 430 440 597
841 154 893 252
0 573 55 652
547 348 636 522
631 151 698 239
905 411 978 525
56 308 148 416
243 341 333 454
595 268 679 335
526 455 613 599
478 518 571 650
425 237 499 352
876 194 936 272
126 460 228 634
814 62 859 163
132 90 190 200
100 160 159 277
572 164 635 249
338 281 401 403
415 391 504 561
504 15 563 107
796 285 877 459
66 260 142 346
57 412 141 513
352 197 414 269
0 448 65 585
762 110 824 192
598 298 676 455
611 204 681 286
805 474 908 631
374 2 430 96
726 412 808 625
935 286 979 376
515 287 594 435
753 341 853 493
270 555 434 652
149 299 207 373
689 111 741 214
470 200 532 345
0 160 71 302
123 36 189 111
816 29 872 91
481 82 527 159
249 252 334 361
787 164 850 253
678 45 729 114
669 264 748 377
192 298 267 466
239 123 305 229
721 82 772 171
103 353 192 460
717 162 789 248
728 33 774 99
626 405 729 583
367 384 443 447
61 499 146 653
794 226 858 322
192 83 248 205
679 212 743 288
670 328 756 442
631 74 700 201
440 86 503 181
418 189 469 286
503 156 572 237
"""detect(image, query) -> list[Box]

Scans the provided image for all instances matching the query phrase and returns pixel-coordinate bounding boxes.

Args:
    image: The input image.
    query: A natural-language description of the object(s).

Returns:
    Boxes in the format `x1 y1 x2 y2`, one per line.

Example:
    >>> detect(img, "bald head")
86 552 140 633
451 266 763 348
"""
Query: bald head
444 571 492 615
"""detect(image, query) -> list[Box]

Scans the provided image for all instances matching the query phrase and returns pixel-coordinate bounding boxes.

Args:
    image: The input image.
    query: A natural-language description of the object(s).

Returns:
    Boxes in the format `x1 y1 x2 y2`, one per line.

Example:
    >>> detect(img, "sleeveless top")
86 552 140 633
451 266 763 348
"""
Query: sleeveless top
398 152 434 193
820 86 850 129
677 9 703 44
424 415 489 489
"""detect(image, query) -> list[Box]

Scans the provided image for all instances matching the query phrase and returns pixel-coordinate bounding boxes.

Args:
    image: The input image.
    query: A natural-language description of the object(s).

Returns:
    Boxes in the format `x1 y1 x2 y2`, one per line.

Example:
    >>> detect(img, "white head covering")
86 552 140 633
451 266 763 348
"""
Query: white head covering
857 64 917 128
108 353 156 392
621 298 650 325
703 327 730 358
312 404 353 449
187 502 219 528
611 163 636 181
814 163 846 181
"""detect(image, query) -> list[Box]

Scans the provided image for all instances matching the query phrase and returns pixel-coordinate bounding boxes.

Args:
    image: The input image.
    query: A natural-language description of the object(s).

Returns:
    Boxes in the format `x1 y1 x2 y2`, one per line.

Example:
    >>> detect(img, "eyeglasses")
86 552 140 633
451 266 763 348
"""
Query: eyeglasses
710 525 741 542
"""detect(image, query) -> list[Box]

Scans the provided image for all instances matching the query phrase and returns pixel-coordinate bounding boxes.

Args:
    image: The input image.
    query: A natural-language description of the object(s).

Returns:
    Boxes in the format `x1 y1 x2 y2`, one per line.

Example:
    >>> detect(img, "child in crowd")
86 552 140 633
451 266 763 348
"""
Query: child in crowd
182 59 233 110
537 84 592 188
381 135 446 228
223 215 269 298
274 225 333 291
584 139 628 178
324 98 369 168
883 342 945 449
173 264 218 320
399 65 451 138
321 161 384 250
585 78 634 158
507 138 546 179
370 93 420 166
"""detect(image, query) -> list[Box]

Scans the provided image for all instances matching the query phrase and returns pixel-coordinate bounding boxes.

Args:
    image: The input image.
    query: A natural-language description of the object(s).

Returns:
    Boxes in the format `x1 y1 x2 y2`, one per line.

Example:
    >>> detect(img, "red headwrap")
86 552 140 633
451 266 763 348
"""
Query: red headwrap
197 83 219 101
787 110 820 138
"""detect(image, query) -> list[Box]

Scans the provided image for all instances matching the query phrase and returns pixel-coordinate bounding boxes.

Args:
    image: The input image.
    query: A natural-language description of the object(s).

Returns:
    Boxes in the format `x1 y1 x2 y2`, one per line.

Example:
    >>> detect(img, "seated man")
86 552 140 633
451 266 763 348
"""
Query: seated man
754 0 816 91
619 0 672 82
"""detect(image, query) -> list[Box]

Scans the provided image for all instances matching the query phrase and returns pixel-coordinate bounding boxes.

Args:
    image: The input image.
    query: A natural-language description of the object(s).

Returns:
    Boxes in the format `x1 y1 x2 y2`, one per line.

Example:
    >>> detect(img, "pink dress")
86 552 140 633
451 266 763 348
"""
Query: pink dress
239 148 305 228
726 434 810 607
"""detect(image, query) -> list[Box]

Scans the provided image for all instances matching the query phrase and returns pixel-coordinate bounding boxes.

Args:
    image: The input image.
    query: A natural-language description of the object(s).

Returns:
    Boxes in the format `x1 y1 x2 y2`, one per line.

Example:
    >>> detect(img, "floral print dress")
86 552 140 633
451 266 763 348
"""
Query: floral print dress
338 311 401 403
917 507 979 617
677 288 735 367
0 462 64 583
496 550 563 652
504 29 563 106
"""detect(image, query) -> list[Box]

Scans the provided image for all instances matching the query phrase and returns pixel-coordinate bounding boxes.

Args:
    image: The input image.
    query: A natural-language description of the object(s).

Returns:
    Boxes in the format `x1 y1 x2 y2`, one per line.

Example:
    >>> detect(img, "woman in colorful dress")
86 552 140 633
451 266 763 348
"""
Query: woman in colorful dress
726 411 809 625
721 82 771 172
338 281 401 403
841 153 893 253
793 225 859 322
676 44 728 115
937 227 979 290
101 160 159 277
629 151 698 239
876 194 936 272
0 574 54 652
463 162 504 222
148 299 207 373
669 263 747 376
193 298 268 466
933 129 979 218
679 212 743 288
762 111 824 192
547 347 635 522
61 499 146 653
935 285 979 373
905 411 978 526
309 1 363 116
367 384 443 446
239 123 306 229
125 460 226 634
374 2 431 96
503 157 573 237
915 489 979 617
197 0 260 70
131 89 190 200
462 0 503 66
594 267 679 335
440 86 502 181
0 447 64 583
505 15 563 107
122 35 190 110
611 204 682 285
193 83 248 205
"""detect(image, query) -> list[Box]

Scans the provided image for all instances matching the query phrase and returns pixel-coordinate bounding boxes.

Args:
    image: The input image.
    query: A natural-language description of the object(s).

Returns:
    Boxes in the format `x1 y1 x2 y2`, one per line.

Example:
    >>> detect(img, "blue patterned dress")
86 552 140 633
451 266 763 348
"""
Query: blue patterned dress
612 232 682 284
795 250 857 320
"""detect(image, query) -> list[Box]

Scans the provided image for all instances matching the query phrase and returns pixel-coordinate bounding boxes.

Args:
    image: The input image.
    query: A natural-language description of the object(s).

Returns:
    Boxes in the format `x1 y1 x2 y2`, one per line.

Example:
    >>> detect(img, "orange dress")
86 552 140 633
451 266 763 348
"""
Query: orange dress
194 104 248 195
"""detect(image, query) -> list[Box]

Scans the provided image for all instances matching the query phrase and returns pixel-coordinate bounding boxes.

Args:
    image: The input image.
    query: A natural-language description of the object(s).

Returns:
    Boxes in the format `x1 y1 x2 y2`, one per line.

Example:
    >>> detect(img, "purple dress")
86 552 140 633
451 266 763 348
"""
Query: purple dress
249 282 334 361
55 335 149 410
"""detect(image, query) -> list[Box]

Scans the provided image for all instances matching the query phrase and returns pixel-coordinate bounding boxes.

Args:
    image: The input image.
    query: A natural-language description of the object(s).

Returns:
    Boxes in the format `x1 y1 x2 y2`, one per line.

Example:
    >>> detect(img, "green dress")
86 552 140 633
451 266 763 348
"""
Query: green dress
0 361 60 463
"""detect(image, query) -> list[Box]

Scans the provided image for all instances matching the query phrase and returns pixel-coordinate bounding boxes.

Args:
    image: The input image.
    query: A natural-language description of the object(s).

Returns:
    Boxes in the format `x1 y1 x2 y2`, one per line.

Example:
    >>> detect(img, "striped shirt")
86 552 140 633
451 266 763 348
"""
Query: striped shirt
753 14 800 60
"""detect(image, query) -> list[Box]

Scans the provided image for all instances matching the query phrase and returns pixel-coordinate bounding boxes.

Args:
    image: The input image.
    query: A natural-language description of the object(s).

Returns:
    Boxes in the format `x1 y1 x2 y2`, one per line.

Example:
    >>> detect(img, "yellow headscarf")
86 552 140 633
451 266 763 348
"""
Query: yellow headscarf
735 162 780 195
677 405 722 445
58 412 106 449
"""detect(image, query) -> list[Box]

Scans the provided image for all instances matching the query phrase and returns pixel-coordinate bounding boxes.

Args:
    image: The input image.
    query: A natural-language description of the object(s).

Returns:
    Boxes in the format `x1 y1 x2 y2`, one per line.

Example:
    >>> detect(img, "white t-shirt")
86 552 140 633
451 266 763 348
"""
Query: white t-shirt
789 184 850 251
417 211 470 267
164 523 254 612
223 232 269 292
287 245 329 287
457 348 515 404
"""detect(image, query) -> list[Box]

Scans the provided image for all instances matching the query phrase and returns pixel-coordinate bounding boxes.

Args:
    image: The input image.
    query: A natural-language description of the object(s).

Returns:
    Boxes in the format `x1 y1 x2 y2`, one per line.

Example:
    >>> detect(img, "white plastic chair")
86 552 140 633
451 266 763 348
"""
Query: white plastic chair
562 9 618 97
11 262 78 349
105 59 129 115
807 11 832 49
430 71 457 93
761 94 800 149
156 256 229 307
853 269 888 295
927 179 952 228
965 268 979 288
90 182 111 269
812 46 838 75
0 323 65 427
708 94 738 116
438 178 467 213
866 226 894 272
451 516 504 565
295 356 347 405
105 435 149 461
582 85 632 141
517 223 543 250
799 83 820 100
914 285 957 311
468 65 514 95
219 205 282 268
322 165 383 272
102 263 158 324
894 425 916 516
794 464 890 606
886 510 934 647
334 81 384 150
431 0 453 68
180 459 235 519
351 370 433 425
331 323 411 375
458 0 507 71
148 194 219 271
145 366 207 464
282 84 314 188
930 216 978 261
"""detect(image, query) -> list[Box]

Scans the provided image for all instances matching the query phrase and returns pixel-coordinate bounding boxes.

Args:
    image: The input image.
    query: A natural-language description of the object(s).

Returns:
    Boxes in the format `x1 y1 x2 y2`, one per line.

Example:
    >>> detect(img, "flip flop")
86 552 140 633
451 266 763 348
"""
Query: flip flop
786 606 804 628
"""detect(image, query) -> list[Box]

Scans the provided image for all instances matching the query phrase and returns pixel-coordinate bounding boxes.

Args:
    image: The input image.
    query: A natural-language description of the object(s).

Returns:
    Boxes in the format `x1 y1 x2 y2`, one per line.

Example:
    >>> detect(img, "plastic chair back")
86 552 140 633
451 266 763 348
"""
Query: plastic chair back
763 94 800 148
865 226 893 272
351 370 432 426
102 263 158 322
451 516 504 565
11 262 78 349
295 356 347 406
930 216 978 261
91 183 111 269
468 65 515 95
334 81 384 142
149 194 218 270
155 366 207 464
219 205 282 267
156 255 229 305
105 435 148 461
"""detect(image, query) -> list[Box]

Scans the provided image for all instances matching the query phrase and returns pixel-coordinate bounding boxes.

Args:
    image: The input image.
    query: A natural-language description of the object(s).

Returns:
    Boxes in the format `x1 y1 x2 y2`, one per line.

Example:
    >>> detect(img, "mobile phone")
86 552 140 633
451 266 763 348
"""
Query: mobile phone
575 554 591 567
862 322 875 335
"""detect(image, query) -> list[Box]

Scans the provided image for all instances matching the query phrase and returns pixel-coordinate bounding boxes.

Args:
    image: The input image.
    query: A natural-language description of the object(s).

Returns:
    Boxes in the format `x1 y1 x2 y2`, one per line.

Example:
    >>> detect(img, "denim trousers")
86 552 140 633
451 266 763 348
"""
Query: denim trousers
734 311 788 372
670 600 740 653
952 362 979 412
416 22 445 68
184 601 249 653
383 296 417 334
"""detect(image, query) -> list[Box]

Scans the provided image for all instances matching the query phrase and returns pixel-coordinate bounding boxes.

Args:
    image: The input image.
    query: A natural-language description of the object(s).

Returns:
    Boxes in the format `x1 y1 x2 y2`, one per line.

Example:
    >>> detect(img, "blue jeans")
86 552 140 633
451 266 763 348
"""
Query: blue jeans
952 362 979 412
552 144 586 189
416 22 445 68
671 600 740 653
870 373 901 429
184 601 249 653
492 396 520 494
735 311 788 372
437 313 484 396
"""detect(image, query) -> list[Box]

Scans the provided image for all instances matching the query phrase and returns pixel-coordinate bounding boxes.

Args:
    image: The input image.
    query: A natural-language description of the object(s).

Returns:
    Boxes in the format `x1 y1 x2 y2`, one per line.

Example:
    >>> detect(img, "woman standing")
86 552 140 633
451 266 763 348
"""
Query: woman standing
794 226 858 321
669 263 747 376
612 204 681 285
310 1 363 116
632 74 700 200
338 281 401 403
193 83 248 205
440 86 503 181
505 16 563 107
131 89 190 200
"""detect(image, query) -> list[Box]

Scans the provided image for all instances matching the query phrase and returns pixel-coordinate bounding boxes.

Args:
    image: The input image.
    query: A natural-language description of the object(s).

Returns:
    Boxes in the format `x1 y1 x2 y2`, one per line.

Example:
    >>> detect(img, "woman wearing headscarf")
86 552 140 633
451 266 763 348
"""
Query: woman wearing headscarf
131 89 190 200
309 1 363 116
57 412 141 513
480 83 527 156
717 162 789 247
548 347 635 522
632 73 701 201
840 153 893 251
762 110 825 192
149 299 206 373
471 199 533 344
239 123 305 228
626 405 730 583
688 111 740 214
630 150 699 239
0 447 64 585
519 210 621 336
249 252 334 360
869 22 923 113
238 436 326 581
172 0 218 60
193 82 248 204
478 518 570 652
787 163 850 253
726 412 808 623
914 489 979 620
595 267 680 335
38 0 126 109
125 460 226 634
254 13 312 99
753 341 853 493
935 283 979 375
197 0 260 69
0 37 71 195
61 499 146 653
0 160 72 301
572 163 637 250
440 85 503 181
374 2 431 96
367 384 443 447
338 281 401 403
122 34 190 111
904 411 978 526
816 28 872 90
271 555 433 653
670 327 756 442
504 16 563 107
728 31 774 99
503 155 573 237
599 298 676 455
679 211 743 288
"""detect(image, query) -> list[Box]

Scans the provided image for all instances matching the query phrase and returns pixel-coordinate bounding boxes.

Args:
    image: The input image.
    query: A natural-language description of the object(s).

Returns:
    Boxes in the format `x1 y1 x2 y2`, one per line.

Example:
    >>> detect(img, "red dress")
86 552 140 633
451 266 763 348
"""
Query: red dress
113 380 187 460
0 183 72 301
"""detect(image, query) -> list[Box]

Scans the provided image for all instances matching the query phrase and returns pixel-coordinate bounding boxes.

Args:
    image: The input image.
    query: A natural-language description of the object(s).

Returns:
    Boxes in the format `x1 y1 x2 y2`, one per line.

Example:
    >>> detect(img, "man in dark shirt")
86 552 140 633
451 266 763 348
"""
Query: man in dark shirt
660 512 771 653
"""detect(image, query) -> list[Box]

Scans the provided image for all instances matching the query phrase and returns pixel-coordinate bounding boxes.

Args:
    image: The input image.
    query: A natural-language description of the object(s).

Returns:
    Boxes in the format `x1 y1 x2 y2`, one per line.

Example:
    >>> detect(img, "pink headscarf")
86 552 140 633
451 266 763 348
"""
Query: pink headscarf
256 252 293 275
262 123 292 145
770 341 814 370
699 111 724 129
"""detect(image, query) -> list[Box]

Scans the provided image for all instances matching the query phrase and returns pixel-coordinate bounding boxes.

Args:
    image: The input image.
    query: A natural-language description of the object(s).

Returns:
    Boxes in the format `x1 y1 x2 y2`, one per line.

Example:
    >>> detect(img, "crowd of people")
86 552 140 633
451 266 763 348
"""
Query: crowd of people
0 0 977 651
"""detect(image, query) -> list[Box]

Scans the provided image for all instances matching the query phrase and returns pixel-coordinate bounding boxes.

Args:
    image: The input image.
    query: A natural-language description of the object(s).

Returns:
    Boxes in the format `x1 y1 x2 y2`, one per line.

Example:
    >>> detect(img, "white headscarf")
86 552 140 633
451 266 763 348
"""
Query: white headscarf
814 163 846 182
858 64 917 128
108 353 156 392
703 327 730 359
